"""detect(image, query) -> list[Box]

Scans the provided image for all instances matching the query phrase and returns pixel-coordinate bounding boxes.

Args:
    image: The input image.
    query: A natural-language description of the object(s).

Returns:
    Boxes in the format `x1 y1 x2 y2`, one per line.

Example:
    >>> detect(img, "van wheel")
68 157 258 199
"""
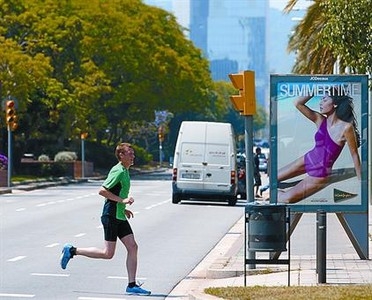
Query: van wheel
172 193 181 204
228 197 237 206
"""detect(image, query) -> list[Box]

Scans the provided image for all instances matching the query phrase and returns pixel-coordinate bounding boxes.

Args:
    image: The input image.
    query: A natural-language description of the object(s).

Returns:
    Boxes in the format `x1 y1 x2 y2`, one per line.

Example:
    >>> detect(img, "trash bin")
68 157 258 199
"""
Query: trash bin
246 203 287 252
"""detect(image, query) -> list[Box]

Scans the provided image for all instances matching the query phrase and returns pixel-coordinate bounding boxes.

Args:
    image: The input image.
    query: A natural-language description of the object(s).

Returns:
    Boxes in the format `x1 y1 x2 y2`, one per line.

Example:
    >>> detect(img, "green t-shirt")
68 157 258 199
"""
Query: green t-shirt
101 162 130 220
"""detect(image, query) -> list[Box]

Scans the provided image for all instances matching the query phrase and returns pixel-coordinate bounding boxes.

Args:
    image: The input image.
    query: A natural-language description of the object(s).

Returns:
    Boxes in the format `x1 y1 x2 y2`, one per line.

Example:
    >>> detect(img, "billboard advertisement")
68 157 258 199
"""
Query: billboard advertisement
270 75 369 213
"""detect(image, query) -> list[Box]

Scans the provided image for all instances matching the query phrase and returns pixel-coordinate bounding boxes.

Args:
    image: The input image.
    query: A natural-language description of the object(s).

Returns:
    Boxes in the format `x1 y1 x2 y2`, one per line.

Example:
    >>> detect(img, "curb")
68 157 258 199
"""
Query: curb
0 178 89 194
189 290 221 300
206 219 245 279
0 187 11 194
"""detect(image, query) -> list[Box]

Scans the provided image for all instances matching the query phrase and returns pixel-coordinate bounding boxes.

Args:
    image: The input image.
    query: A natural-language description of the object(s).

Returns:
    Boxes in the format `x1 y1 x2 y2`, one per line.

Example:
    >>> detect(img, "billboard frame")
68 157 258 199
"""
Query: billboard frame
270 74 369 213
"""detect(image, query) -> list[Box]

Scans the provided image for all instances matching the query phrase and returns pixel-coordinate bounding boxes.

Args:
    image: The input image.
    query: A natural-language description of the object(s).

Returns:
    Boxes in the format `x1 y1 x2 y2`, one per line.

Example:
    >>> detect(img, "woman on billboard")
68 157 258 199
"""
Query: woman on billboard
277 87 361 204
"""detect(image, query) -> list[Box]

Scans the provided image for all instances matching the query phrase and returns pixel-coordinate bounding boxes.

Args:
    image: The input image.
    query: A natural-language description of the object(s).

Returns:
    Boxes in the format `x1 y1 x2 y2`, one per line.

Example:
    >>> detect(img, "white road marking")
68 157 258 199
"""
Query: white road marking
7 256 26 262
78 297 127 300
0 293 34 298
145 199 170 210
45 243 59 248
10 193 98 214
31 273 70 277
106 276 126 279
107 276 147 281
75 233 86 237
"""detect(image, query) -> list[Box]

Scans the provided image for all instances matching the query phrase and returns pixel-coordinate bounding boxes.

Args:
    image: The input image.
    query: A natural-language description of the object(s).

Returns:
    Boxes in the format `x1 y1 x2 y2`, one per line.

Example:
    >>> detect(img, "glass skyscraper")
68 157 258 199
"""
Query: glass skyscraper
143 0 304 108
189 0 268 107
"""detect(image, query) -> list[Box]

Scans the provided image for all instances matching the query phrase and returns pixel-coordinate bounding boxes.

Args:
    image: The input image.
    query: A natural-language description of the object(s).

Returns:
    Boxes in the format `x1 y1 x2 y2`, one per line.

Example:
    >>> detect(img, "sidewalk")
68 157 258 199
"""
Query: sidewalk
0 166 169 195
167 205 372 300
0 177 88 194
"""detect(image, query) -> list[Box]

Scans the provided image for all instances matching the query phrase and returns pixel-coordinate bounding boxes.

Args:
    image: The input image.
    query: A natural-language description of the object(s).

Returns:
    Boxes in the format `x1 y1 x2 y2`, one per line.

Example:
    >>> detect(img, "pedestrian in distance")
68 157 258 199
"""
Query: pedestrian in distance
277 87 361 204
60 142 151 296
254 147 262 198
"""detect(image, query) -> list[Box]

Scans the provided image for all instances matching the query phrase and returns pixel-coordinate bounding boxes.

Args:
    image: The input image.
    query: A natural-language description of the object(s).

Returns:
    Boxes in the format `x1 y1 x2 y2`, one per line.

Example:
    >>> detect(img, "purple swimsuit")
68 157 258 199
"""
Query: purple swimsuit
304 119 343 178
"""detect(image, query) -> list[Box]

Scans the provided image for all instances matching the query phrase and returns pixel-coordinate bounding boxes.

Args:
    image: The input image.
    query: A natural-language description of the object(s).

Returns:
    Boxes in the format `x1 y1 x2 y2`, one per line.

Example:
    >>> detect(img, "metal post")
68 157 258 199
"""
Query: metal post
244 212 247 286
159 141 163 166
317 210 327 283
7 127 12 187
245 115 255 269
81 138 85 178
369 74 371 205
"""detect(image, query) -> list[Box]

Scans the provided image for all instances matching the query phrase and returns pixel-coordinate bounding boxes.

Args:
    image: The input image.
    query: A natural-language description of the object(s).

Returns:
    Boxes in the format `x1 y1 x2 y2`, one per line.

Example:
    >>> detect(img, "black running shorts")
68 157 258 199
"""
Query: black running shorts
101 215 133 242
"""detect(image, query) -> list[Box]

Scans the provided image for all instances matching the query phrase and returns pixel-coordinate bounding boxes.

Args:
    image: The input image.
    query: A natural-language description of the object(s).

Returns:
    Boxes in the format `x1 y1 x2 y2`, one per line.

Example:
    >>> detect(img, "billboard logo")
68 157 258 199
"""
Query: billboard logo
310 76 329 81
333 188 358 203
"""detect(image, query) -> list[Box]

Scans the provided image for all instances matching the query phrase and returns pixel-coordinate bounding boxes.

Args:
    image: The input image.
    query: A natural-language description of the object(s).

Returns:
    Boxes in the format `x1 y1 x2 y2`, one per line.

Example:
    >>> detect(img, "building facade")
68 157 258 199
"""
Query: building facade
143 0 306 109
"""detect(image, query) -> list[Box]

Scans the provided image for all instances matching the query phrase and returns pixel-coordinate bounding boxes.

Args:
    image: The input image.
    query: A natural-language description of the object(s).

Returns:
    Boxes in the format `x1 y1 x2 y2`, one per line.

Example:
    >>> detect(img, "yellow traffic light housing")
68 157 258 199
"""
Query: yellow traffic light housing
228 70 256 115
229 73 245 112
158 126 165 142
81 132 88 139
5 100 18 131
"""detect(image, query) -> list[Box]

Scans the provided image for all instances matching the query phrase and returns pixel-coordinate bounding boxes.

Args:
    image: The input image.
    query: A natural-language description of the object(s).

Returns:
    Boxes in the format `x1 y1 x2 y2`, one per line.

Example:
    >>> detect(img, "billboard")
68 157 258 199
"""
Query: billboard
270 75 369 213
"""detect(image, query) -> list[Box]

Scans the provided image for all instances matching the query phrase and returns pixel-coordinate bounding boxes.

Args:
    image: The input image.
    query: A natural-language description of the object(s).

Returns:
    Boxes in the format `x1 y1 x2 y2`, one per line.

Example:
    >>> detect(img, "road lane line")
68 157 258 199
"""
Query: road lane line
7 256 26 262
0 293 34 298
107 276 147 281
75 233 86 237
145 199 170 210
78 297 127 300
45 243 59 248
31 273 70 277
16 208 26 211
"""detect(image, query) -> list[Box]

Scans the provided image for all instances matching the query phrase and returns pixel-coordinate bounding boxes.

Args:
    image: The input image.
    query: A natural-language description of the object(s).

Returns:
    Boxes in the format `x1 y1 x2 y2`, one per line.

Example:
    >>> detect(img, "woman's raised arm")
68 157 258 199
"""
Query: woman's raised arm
294 96 322 124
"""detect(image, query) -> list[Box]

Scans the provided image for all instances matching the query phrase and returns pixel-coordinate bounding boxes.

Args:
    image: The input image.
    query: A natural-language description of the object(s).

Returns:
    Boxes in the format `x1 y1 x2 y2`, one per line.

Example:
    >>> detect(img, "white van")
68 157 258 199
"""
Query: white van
172 121 238 206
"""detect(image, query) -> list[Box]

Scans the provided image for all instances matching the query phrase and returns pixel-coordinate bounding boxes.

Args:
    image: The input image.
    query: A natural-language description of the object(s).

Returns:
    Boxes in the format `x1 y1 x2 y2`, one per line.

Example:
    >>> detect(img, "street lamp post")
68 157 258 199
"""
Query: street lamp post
158 126 164 166
7 129 12 187
81 132 88 178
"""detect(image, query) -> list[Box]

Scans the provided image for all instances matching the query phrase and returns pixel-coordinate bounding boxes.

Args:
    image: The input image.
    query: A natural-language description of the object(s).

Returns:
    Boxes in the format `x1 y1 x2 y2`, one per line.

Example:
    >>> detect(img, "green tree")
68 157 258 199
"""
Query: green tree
0 37 52 107
0 0 214 161
284 0 371 75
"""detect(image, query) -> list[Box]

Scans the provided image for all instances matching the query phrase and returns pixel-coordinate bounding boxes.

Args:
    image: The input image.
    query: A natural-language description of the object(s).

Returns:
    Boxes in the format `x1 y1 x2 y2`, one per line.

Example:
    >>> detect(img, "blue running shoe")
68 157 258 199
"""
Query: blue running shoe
126 285 151 296
60 243 73 269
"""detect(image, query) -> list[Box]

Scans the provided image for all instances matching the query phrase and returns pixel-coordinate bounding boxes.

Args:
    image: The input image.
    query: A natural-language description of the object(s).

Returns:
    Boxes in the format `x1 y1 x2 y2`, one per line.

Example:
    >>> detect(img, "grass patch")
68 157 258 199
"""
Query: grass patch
205 285 372 299
12 175 41 181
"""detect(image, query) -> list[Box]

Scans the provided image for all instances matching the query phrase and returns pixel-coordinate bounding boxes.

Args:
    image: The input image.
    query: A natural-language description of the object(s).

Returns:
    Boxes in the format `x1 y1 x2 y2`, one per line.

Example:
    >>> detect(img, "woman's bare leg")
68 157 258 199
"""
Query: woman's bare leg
278 156 306 182
278 175 328 203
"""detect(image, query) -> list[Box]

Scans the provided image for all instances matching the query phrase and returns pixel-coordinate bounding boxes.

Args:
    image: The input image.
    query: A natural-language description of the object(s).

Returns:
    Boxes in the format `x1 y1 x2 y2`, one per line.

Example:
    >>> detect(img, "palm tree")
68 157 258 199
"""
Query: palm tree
284 0 336 74
284 0 372 75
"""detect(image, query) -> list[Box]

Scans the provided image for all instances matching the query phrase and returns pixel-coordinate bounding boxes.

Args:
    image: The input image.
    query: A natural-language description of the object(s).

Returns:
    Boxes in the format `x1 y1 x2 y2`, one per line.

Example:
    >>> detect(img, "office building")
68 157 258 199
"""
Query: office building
144 0 305 108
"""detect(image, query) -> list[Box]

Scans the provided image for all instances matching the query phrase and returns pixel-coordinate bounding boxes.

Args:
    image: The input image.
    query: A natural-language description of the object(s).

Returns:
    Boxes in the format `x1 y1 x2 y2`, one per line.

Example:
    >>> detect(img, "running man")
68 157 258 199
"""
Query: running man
60 142 151 296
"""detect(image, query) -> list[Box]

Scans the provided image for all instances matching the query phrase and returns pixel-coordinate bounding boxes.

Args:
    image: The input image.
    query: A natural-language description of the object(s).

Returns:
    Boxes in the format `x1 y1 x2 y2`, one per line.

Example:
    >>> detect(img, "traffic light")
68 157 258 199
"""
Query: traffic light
5 100 18 131
81 132 88 139
158 126 165 142
228 70 256 115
